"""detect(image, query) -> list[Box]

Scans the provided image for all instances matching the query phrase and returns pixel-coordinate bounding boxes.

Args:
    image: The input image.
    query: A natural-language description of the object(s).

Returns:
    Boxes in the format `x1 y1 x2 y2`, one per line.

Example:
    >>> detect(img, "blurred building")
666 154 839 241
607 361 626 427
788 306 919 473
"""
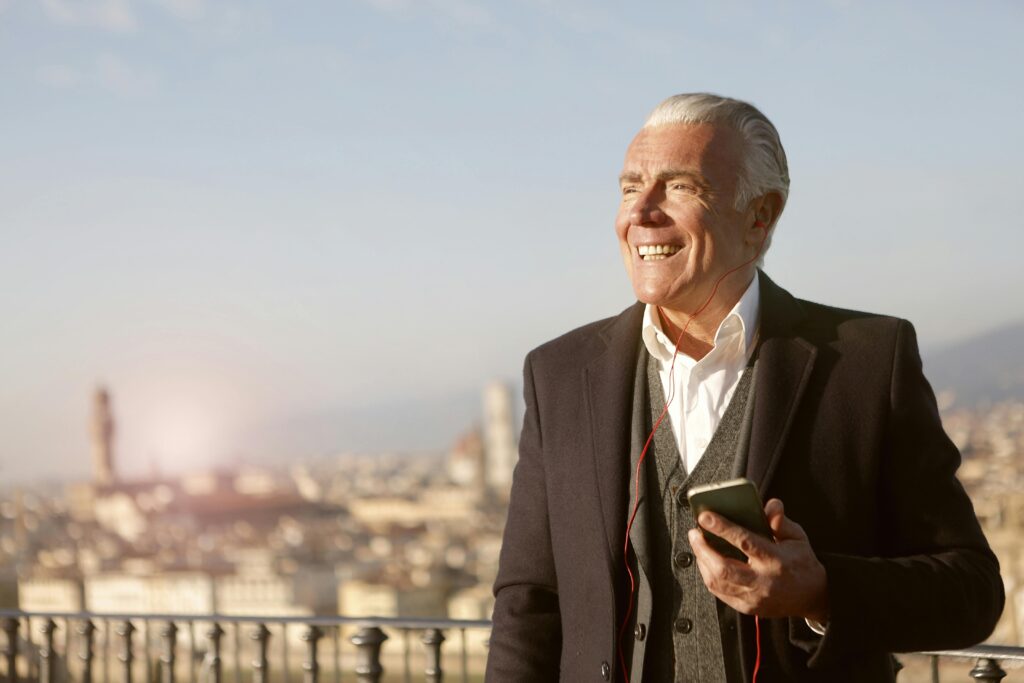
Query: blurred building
448 427 485 493
482 381 517 497
90 386 117 487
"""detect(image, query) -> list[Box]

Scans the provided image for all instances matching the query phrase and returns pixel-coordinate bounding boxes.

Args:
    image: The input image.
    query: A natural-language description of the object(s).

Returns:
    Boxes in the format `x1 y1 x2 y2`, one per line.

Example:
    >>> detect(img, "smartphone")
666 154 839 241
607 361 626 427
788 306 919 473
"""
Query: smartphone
687 478 773 561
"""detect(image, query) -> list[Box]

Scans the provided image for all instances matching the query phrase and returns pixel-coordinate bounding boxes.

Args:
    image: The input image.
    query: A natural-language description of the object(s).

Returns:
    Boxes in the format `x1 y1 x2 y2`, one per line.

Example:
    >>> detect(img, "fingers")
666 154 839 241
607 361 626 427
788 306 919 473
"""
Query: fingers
764 498 809 542
688 528 756 586
688 528 759 613
697 511 773 560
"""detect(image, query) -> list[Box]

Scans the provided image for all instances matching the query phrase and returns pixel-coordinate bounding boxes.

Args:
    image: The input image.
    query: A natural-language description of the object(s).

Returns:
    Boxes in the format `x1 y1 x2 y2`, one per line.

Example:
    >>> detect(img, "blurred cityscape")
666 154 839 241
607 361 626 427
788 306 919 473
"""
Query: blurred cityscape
0 381 520 659
1 382 1023 662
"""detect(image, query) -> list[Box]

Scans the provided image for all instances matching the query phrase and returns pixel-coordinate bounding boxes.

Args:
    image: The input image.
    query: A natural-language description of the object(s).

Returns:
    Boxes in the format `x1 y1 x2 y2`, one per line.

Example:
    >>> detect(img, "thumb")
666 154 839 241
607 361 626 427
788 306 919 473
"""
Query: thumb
765 498 808 542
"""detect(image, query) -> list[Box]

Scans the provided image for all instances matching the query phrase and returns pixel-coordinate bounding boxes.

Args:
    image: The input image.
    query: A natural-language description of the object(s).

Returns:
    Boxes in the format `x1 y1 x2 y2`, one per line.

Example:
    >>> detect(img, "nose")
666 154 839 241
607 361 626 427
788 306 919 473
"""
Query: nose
630 187 666 226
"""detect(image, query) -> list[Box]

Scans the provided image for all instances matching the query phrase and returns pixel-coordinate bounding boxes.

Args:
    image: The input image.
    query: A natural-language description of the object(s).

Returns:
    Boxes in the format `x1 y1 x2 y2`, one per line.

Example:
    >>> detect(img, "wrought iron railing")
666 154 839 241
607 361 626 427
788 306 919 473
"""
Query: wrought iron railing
912 644 1024 682
2 610 1022 682
0 610 490 683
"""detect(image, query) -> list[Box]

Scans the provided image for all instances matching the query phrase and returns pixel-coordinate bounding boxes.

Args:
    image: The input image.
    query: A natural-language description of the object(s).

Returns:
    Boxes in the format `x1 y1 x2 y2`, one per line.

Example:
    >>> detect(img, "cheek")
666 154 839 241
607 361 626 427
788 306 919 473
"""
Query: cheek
614 215 631 249
615 222 634 274
614 206 631 235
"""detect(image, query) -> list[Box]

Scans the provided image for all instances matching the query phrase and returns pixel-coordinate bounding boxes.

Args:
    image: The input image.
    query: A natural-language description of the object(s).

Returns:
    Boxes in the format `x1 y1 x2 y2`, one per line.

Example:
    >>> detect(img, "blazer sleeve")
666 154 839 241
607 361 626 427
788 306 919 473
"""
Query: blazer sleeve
485 352 562 682
805 319 1004 668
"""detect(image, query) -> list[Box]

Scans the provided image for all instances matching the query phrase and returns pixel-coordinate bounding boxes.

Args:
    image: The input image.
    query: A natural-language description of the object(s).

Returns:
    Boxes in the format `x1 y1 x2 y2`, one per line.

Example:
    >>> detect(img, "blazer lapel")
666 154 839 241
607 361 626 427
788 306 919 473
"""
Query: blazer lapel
746 271 817 493
584 302 645 564
627 344 653 578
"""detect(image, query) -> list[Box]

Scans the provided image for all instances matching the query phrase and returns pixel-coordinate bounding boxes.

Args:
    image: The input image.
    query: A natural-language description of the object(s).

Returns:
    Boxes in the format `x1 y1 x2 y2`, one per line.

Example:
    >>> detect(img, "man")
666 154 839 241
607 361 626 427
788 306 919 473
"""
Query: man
485 94 1004 682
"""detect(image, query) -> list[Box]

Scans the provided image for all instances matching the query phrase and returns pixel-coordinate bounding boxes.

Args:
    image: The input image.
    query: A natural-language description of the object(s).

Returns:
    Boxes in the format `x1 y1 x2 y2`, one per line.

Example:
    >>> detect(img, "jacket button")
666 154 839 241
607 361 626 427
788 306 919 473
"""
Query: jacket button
674 551 694 568
675 617 693 634
634 623 647 641
600 660 611 680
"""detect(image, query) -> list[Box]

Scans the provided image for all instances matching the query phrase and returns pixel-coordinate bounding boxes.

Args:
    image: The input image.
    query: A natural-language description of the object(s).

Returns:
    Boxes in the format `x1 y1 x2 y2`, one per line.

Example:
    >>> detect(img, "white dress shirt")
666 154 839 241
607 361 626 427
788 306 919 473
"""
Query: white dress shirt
641 272 760 475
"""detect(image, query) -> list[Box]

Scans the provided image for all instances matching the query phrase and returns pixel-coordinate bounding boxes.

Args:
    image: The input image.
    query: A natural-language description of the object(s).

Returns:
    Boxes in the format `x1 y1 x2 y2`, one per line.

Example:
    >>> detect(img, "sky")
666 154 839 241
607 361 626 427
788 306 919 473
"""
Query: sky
1 0 1022 484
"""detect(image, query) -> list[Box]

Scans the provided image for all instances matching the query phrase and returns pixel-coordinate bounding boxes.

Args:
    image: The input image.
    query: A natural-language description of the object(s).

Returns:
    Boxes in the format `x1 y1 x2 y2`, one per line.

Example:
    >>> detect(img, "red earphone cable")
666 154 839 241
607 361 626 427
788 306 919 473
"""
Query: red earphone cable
752 615 762 683
617 224 769 683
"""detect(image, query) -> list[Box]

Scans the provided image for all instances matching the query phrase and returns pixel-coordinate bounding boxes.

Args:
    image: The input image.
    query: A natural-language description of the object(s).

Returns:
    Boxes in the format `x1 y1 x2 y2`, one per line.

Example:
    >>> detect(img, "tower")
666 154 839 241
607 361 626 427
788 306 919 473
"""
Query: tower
482 380 517 496
91 386 116 486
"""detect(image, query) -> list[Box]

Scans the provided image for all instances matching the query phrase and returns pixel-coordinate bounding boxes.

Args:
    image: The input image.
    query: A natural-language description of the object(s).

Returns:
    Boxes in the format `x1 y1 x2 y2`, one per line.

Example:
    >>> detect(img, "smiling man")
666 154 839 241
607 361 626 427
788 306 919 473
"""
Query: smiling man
485 94 1003 682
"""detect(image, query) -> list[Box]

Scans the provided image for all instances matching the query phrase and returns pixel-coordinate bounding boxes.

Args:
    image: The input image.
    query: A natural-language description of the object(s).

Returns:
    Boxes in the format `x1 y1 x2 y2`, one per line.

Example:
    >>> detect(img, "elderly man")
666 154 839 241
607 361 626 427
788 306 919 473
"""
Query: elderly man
485 94 1003 682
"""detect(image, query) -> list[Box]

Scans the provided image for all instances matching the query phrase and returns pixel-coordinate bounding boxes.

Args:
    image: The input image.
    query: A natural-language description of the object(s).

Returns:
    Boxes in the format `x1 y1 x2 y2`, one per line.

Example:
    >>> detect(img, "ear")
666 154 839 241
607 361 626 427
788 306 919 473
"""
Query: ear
745 191 785 243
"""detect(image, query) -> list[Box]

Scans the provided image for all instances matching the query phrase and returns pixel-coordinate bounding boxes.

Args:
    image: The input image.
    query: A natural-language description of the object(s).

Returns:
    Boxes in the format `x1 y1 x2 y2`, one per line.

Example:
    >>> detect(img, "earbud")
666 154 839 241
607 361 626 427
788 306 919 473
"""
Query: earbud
754 220 767 229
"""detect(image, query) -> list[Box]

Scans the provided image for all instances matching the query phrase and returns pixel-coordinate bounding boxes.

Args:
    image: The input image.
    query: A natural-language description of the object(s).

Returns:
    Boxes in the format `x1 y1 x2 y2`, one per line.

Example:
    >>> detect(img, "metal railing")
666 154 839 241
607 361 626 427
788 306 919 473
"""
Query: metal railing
3 610 1023 682
912 644 1024 682
0 610 491 683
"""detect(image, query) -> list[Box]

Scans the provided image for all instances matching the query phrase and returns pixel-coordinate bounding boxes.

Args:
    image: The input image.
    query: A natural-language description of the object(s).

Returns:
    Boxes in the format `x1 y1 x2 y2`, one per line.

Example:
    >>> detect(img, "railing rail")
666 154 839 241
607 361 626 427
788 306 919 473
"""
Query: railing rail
2 610 1022 682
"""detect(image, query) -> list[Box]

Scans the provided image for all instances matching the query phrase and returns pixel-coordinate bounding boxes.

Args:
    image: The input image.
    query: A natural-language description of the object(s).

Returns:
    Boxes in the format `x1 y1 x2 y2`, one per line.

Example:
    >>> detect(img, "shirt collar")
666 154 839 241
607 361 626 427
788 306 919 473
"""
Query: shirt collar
641 271 761 365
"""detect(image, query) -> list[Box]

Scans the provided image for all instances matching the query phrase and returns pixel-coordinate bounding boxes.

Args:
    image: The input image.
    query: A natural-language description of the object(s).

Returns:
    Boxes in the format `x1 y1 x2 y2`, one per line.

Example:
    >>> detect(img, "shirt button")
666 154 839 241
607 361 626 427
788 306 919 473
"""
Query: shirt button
634 623 647 641
697 438 709 449
600 660 611 680
674 551 694 568
675 617 693 634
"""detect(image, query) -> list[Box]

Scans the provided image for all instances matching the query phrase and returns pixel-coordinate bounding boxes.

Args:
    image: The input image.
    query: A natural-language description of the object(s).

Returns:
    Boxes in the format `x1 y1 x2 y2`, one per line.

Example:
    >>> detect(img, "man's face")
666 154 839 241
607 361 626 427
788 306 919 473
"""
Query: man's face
615 122 755 313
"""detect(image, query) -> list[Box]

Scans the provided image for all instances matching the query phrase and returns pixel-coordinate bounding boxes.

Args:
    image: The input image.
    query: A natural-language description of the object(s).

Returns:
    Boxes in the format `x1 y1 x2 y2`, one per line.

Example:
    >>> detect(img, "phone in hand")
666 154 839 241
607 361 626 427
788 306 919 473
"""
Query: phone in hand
687 477 773 562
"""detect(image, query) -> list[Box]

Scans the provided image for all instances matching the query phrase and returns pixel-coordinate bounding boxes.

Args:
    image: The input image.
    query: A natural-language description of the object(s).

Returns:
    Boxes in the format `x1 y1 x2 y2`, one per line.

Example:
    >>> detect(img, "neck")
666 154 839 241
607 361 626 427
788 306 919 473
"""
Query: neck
656 269 756 361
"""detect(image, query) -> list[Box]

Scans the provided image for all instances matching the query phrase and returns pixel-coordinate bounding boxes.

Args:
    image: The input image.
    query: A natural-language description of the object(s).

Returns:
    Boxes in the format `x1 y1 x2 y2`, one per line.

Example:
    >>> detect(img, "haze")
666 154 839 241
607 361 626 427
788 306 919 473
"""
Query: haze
1 1 1021 483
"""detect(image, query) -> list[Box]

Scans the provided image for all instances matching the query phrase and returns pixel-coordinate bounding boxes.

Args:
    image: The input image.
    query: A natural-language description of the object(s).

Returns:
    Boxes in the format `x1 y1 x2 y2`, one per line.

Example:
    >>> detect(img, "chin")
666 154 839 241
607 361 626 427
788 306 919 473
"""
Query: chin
632 287 672 308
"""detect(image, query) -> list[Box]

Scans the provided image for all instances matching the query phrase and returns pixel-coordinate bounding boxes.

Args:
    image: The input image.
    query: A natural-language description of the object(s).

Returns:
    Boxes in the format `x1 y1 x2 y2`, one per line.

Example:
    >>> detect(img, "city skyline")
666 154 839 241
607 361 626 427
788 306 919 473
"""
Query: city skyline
2 1 1022 483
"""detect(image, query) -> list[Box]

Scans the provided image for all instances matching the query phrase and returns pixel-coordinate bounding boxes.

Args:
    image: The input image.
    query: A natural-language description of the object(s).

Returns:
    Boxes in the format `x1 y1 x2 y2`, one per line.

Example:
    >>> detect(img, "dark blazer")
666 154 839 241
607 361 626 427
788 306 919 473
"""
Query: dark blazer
486 272 1004 682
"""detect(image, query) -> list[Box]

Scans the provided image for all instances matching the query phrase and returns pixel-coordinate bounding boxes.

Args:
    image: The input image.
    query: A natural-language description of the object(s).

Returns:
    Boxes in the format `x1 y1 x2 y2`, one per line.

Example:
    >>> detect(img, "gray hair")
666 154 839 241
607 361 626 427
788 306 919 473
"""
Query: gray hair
643 93 790 213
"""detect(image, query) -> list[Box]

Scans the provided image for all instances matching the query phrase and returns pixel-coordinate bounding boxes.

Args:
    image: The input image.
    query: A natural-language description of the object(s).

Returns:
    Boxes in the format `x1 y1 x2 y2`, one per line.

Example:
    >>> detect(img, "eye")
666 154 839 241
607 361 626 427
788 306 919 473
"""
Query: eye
621 185 639 196
670 182 697 193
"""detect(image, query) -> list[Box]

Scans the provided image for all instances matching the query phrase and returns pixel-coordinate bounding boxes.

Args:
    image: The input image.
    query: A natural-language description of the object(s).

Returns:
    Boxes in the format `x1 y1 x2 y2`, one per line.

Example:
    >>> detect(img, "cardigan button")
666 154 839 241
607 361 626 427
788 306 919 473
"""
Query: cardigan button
675 617 693 634
634 623 647 641
674 551 694 568
600 660 611 680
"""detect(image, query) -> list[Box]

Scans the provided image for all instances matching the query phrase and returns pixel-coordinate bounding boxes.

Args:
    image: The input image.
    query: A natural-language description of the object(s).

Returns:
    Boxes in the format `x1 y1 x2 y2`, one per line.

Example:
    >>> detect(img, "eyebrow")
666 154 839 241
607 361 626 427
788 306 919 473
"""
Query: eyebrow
618 169 709 187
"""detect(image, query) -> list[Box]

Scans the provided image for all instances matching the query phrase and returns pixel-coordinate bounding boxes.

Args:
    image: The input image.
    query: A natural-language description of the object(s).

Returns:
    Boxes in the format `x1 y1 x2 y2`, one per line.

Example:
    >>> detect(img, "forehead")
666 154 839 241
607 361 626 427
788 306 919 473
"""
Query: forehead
622 122 743 186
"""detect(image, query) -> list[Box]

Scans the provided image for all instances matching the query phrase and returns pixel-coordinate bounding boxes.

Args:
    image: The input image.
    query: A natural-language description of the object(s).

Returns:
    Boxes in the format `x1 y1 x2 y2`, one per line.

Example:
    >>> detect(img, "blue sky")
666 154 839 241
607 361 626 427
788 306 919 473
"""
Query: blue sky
1 0 1022 483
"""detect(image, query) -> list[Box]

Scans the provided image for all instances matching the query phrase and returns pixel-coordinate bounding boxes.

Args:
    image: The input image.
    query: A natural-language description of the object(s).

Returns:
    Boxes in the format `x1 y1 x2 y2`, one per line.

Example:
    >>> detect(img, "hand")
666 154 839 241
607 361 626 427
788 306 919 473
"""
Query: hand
686 498 829 623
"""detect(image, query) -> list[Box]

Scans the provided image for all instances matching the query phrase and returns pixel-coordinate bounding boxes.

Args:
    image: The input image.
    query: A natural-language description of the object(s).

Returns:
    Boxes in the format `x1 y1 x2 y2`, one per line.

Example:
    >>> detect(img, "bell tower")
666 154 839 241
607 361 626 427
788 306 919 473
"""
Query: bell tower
91 386 116 486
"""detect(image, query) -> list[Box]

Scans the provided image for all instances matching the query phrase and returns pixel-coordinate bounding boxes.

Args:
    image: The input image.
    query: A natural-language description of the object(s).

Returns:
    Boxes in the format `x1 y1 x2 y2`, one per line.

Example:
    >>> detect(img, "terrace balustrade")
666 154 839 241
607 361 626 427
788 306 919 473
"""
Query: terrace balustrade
1 610 1021 682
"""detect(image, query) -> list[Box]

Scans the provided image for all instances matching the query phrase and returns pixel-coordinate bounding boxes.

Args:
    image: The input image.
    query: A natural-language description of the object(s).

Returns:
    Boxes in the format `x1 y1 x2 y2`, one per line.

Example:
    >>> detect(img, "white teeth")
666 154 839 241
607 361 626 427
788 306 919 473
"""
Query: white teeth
637 244 681 257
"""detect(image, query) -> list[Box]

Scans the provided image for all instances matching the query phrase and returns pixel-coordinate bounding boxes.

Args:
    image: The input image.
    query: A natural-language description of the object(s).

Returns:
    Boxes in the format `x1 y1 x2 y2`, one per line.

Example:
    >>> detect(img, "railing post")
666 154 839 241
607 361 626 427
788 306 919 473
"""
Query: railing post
2 617 20 683
78 620 97 683
350 627 387 683
159 622 177 683
206 623 224 683
969 657 1006 682
39 619 57 683
116 621 135 683
422 629 445 683
251 624 271 683
301 626 323 683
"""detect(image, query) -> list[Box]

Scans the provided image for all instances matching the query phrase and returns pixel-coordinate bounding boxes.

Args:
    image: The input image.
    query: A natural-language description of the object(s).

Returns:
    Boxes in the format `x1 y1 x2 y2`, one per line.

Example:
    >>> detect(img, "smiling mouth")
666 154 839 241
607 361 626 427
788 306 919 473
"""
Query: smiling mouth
637 244 682 261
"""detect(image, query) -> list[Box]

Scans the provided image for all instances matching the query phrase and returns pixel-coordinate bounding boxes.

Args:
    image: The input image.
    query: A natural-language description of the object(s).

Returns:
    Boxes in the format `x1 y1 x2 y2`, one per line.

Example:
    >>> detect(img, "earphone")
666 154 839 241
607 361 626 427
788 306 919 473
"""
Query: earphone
616 219 770 683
